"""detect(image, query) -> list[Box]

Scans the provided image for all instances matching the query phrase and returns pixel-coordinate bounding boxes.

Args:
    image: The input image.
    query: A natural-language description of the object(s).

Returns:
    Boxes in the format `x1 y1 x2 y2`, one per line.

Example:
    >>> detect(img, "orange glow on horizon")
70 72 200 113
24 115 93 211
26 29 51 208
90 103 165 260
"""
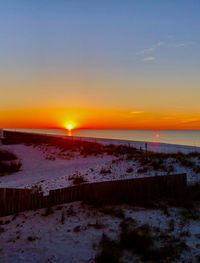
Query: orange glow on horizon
0 107 200 130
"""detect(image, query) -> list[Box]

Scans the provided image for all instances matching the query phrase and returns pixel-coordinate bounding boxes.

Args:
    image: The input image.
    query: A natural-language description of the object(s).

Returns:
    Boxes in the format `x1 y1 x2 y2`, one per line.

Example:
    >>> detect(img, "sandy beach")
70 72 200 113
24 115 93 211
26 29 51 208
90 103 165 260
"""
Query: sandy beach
1 134 200 194
0 134 200 262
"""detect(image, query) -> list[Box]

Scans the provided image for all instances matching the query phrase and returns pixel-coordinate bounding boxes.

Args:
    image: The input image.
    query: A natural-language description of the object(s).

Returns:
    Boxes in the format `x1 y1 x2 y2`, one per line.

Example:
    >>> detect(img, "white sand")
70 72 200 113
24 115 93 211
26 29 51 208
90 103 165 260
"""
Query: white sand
0 138 200 194
0 202 199 262
0 138 200 262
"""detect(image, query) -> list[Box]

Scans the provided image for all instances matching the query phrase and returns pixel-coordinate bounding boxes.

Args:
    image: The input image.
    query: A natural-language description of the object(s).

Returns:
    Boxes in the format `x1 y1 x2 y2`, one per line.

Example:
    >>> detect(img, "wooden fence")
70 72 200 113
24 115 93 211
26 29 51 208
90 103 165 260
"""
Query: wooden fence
0 173 187 217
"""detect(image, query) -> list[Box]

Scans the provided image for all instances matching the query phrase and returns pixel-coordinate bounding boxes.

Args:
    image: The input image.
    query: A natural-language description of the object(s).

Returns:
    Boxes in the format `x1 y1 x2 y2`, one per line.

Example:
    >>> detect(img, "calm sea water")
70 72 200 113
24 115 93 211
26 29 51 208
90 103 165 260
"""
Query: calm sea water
6 129 200 147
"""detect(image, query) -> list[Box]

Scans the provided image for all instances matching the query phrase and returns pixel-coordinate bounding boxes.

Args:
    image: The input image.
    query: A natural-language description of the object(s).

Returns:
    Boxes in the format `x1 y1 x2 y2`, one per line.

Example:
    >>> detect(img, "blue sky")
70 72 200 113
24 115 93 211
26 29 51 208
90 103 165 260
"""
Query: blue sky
0 1 200 128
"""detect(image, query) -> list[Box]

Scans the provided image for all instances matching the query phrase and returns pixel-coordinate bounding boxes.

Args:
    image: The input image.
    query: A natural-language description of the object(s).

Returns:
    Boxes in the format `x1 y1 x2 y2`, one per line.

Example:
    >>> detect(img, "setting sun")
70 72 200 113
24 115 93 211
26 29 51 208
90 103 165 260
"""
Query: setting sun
64 122 76 131
67 124 73 130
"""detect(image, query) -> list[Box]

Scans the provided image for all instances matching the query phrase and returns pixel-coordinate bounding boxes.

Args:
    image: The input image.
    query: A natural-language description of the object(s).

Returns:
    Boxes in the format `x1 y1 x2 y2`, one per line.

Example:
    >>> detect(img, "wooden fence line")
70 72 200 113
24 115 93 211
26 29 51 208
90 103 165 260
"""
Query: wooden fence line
0 174 187 217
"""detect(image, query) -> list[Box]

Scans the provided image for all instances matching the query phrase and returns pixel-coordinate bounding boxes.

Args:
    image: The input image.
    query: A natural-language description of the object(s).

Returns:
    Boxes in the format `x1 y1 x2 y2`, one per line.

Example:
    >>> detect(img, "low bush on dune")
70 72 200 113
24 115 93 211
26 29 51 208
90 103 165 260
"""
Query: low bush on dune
193 166 200 174
4 131 106 157
0 149 22 176
119 220 154 254
177 156 195 168
3 131 200 176
100 167 112 175
96 217 187 263
95 233 121 263
0 161 22 176
27 235 38 242
187 151 200 158
69 173 87 185
126 167 133 173
100 207 125 219
104 144 139 157
137 167 148 173
165 183 200 208
80 143 104 157
0 149 18 161
180 207 200 223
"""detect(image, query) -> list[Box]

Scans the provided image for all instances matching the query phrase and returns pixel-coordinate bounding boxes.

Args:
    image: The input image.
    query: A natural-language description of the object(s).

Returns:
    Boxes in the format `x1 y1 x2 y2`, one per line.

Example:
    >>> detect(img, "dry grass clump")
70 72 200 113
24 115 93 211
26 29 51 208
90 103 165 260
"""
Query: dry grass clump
180 207 200 224
193 166 200 174
88 219 104 229
100 207 125 219
0 149 18 161
95 217 188 262
95 233 121 263
69 173 87 185
73 225 81 232
104 144 139 158
0 161 22 176
100 167 112 175
0 149 22 176
126 167 133 173
27 235 38 242
66 205 76 216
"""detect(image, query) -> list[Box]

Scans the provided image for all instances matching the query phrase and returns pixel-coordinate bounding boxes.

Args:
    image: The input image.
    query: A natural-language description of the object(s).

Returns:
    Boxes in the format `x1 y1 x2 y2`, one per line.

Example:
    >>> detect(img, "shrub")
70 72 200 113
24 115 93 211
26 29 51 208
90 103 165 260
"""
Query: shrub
68 174 87 185
73 225 81 232
88 219 104 229
165 164 175 174
4 220 11 225
141 241 187 261
0 161 22 176
193 166 200 174
27 236 37 242
180 230 191 237
80 143 104 157
126 167 133 173
95 233 121 263
150 159 165 171
100 167 112 175
161 204 170 217
177 156 195 168
100 207 125 219
95 217 187 263
67 206 76 216
104 144 139 158
137 167 148 173
119 223 154 254
0 150 18 161
180 207 200 222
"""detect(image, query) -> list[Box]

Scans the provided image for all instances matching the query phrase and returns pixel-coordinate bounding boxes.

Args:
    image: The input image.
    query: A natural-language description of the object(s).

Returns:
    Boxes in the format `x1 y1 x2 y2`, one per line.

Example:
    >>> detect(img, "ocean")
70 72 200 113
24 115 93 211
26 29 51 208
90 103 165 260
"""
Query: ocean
5 129 200 147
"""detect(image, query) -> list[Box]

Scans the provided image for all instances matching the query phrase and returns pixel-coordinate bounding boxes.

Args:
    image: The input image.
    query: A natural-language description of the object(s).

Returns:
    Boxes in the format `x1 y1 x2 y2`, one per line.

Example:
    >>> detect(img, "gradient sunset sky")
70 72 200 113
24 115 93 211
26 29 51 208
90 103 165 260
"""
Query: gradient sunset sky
0 0 200 129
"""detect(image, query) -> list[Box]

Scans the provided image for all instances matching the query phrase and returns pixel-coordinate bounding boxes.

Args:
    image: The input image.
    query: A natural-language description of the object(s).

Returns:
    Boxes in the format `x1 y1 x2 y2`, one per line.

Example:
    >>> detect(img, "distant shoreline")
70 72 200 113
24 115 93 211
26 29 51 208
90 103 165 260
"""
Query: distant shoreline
3 129 200 153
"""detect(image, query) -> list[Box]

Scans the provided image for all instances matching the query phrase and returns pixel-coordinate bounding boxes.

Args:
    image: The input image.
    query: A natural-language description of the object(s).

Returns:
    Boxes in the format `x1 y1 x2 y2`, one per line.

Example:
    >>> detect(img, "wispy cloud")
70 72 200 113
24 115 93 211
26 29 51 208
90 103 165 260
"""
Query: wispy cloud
181 118 200 124
156 41 165 47
125 111 145 118
130 111 144 114
135 38 196 63
171 41 196 48
138 41 165 55
139 47 155 55
142 56 156 62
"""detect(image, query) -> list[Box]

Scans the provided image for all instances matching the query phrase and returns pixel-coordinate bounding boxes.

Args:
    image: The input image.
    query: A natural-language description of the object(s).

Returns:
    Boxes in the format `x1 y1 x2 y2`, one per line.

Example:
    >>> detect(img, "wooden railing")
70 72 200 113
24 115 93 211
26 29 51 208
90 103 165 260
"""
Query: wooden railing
0 173 187 217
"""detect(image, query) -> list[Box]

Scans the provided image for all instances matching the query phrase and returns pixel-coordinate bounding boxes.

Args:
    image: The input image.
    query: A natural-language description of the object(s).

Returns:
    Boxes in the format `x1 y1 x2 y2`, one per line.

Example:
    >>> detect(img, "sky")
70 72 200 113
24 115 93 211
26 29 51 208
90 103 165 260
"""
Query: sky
0 0 200 129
